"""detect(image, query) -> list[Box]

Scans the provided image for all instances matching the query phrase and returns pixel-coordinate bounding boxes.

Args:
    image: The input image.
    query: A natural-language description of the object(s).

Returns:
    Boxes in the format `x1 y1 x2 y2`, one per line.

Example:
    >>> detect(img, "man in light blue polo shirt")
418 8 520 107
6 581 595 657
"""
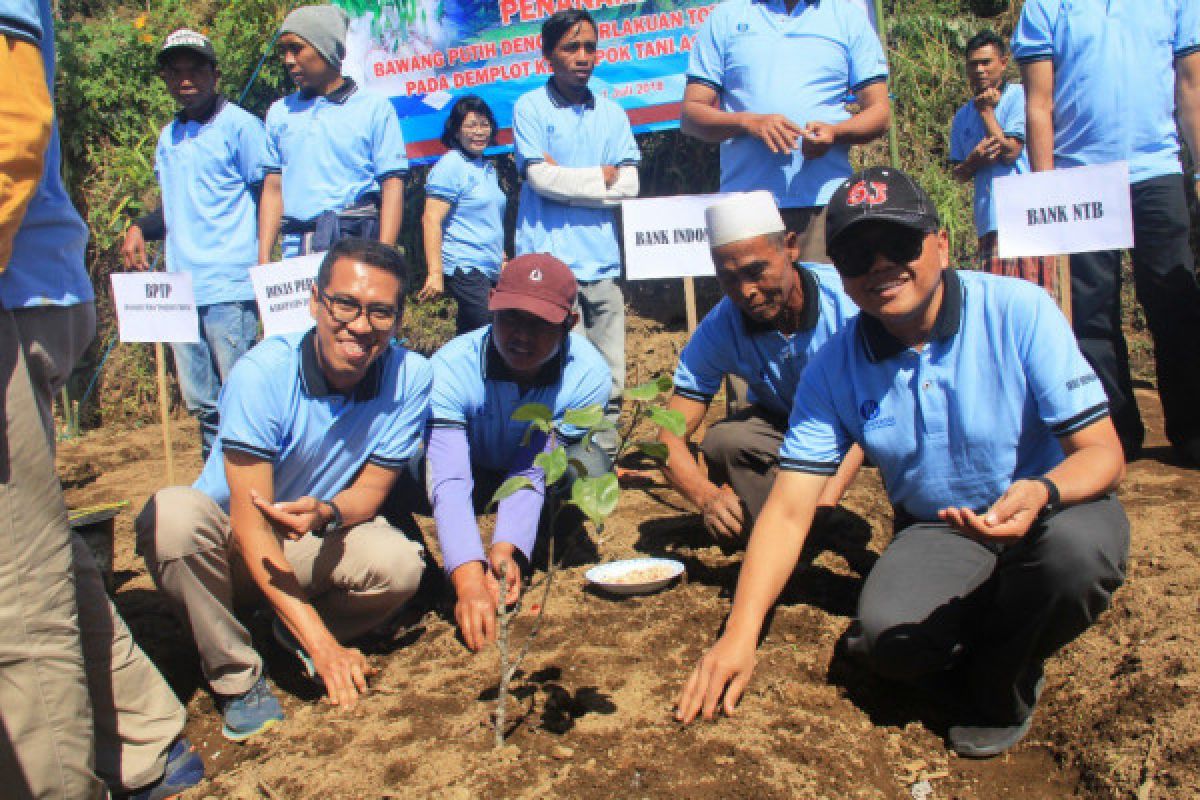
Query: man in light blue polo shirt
677 168 1129 760
427 254 610 652
258 5 409 261
137 238 430 741
121 29 269 458
1013 0 1200 465
658 190 861 543
513 9 641 456
1 0 200 795
682 0 890 261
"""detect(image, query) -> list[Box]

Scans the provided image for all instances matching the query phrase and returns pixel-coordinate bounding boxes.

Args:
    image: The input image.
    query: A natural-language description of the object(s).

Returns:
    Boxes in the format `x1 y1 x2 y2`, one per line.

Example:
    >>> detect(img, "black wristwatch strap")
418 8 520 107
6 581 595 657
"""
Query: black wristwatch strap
317 499 343 537
1031 476 1060 510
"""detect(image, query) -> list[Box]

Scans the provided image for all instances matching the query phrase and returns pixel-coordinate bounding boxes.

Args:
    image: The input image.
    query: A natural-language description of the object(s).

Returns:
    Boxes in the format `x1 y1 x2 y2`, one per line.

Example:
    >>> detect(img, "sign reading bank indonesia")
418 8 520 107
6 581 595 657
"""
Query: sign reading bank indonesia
338 0 879 164
994 162 1134 259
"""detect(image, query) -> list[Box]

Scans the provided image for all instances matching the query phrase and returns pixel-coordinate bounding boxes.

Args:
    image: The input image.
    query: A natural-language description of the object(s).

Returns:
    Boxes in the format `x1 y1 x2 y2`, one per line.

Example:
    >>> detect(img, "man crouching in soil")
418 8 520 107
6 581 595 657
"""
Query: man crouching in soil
137 238 431 741
676 167 1129 758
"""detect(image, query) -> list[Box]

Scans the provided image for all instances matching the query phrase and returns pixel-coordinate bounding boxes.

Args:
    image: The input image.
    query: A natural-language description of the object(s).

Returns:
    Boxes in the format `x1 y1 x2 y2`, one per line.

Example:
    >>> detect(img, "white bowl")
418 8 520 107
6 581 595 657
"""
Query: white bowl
585 557 685 596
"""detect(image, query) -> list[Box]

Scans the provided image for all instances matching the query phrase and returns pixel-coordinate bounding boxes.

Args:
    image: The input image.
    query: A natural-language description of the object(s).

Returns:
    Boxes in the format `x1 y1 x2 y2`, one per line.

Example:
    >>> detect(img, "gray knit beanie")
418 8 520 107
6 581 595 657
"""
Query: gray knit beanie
280 5 350 72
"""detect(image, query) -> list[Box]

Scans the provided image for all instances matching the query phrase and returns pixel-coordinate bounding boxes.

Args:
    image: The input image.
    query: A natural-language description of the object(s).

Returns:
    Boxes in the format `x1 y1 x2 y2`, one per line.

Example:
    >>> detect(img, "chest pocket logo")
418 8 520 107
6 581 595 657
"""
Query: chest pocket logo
860 400 880 421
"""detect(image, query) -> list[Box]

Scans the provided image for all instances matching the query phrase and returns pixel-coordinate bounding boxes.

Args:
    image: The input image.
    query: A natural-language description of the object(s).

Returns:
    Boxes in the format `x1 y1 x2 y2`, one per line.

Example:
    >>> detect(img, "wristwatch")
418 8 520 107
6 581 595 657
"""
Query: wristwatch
316 499 343 537
1031 476 1060 512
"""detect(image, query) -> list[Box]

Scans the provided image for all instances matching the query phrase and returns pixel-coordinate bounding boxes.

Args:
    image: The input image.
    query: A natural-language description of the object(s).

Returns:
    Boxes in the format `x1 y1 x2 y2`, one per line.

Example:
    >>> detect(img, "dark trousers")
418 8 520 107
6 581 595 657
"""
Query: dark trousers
1070 174 1200 457
848 494 1129 724
445 269 494 335
699 405 788 535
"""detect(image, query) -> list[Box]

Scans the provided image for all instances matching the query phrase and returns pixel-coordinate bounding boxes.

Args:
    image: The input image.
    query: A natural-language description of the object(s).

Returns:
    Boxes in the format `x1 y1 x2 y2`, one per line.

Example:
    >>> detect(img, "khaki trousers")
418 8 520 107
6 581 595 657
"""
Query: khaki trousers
0 304 185 798
136 487 425 697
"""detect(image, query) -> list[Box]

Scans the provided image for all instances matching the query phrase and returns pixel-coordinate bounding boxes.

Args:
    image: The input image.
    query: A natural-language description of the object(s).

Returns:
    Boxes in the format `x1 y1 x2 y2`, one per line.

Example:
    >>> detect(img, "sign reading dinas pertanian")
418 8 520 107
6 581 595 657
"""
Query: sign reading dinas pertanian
338 0 880 164
251 254 323 338
994 162 1134 259
622 193 728 280
110 272 200 343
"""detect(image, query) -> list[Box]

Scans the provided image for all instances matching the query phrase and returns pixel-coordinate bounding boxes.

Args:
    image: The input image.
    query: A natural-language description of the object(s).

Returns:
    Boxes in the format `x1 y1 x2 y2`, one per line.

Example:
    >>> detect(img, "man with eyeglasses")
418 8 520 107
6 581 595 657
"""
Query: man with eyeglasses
425 254 610 652
137 238 431 741
656 190 861 545
676 167 1129 759
120 29 269 460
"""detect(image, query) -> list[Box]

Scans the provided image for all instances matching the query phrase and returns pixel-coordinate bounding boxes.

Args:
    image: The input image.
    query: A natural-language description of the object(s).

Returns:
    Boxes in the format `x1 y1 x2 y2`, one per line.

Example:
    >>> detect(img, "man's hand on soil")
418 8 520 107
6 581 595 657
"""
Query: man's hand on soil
675 631 758 724
700 484 745 541
309 637 376 708
452 562 500 652
488 543 523 606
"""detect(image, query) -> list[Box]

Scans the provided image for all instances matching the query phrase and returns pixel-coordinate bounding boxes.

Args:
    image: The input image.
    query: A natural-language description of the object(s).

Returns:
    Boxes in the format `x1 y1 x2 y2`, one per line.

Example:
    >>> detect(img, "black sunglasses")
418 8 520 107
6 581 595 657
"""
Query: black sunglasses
830 225 932 278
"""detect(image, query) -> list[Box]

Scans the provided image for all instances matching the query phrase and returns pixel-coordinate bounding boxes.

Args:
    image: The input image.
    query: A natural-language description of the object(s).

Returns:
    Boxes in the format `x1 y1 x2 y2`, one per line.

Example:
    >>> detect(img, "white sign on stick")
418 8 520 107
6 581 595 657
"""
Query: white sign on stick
622 194 729 281
995 162 1134 259
251 254 323 338
110 272 200 343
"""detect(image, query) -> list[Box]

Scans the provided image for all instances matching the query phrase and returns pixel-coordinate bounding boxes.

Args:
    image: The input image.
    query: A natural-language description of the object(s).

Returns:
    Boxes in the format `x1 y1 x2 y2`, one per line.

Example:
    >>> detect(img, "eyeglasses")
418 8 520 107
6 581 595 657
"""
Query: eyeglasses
318 289 400 331
830 226 930 278
460 121 493 132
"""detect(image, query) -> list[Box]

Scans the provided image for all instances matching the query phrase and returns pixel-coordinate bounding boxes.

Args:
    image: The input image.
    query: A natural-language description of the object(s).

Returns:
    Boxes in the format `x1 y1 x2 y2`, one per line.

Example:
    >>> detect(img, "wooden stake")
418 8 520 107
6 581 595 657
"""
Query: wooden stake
154 343 175 486
683 277 698 333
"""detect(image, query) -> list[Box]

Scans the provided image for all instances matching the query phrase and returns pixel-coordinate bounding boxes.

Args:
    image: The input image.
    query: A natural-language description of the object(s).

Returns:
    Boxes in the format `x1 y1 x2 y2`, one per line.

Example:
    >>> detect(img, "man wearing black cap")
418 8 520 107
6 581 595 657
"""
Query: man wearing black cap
676 166 1129 758
426 253 612 651
121 29 269 459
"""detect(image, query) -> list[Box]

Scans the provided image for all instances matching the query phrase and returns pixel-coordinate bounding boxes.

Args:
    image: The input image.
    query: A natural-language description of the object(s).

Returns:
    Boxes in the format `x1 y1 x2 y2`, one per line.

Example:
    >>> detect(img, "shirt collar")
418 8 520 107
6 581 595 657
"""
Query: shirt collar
752 0 819 7
299 328 385 401
858 268 963 363
545 78 595 110
482 330 566 388
175 94 227 125
300 76 358 104
740 261 821 335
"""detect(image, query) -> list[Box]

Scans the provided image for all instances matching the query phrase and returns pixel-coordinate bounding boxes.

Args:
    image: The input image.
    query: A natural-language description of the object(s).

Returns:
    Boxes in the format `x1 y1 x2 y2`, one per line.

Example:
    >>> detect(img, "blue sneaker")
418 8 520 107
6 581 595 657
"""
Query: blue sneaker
126 737 205 799
221 675 284 742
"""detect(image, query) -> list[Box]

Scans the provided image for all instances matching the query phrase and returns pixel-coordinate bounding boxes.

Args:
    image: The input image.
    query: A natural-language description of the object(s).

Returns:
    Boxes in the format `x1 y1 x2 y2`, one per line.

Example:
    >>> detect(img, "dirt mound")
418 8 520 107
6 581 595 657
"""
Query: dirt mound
60 324 1200 799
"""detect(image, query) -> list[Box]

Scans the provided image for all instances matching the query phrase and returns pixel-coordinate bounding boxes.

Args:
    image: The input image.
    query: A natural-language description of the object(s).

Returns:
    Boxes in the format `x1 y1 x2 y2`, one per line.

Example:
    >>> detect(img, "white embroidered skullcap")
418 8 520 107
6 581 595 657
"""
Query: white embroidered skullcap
704 190 785 248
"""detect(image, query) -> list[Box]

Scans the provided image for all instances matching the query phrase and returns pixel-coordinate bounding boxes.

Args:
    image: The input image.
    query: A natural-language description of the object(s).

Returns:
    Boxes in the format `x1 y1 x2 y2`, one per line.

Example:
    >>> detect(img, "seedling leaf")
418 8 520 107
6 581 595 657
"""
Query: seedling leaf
570 473 620 525
634 441 669 462
488 476 534 510
648 407 687 437
534 447 568 486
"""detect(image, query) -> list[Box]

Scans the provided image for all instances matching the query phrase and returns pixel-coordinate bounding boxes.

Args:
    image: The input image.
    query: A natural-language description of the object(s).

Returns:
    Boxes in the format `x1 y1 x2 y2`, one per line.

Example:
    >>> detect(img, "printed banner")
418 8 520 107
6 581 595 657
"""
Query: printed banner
110 272 200 343
622 193 727 280
994 162 1134 259
339 0 880 164
251 254 323 338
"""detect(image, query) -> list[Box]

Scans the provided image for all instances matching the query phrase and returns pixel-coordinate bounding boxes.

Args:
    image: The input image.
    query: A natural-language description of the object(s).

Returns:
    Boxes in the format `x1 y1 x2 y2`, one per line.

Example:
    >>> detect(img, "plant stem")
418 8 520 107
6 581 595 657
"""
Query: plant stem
494 561 510 748
504 535 555 683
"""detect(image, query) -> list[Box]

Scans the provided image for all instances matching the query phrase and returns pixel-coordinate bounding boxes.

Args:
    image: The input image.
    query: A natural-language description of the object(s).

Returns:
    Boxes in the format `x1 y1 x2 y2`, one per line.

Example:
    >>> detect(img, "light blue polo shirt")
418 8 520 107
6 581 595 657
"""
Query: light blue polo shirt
428 326 611 472
194 329 432 511
156 98 268 306
673 262 858 418
687 0 888 208
425 148 506 280
949 83 1028 236
0 0 92 310
1012 0 1200 183
1 0 41 43
779 269 1110 522
264 78 409 224
513 81 641 282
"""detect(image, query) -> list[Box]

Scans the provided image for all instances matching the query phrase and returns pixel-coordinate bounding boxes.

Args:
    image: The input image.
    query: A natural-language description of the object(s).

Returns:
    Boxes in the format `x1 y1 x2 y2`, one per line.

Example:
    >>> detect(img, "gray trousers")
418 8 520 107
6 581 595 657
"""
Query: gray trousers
848 494 1129 724
574 279 624 457
699 405 787 535
0 303 185 798
136 487 425 697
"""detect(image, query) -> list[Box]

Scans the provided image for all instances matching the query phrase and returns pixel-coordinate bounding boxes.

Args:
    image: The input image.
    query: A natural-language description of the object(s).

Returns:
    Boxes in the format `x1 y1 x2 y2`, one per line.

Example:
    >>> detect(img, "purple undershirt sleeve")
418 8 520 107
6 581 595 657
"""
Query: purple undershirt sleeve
427 425 485 575
493 430 552 561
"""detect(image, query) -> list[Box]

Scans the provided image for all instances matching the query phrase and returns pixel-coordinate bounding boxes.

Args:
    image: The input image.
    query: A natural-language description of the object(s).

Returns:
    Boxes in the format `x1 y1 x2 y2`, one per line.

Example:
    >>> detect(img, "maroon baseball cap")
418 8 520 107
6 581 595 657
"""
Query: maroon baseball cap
489 254 577 324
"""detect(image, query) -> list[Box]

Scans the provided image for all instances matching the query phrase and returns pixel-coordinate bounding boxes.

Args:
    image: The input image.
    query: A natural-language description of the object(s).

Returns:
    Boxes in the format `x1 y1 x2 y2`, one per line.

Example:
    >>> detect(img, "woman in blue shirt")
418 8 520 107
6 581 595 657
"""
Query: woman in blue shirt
419 95 507 333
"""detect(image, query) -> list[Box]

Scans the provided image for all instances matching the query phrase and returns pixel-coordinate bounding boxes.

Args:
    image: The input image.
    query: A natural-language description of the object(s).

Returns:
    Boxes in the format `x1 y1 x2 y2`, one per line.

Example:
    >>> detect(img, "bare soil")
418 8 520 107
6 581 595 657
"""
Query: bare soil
58 312 1200 799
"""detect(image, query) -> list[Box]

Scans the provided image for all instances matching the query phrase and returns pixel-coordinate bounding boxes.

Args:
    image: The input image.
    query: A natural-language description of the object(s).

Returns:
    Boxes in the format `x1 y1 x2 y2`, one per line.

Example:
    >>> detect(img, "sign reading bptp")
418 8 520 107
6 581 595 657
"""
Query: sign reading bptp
110 272 200 343
994 162 1134 259
250 253 323 338
621 194 730 280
